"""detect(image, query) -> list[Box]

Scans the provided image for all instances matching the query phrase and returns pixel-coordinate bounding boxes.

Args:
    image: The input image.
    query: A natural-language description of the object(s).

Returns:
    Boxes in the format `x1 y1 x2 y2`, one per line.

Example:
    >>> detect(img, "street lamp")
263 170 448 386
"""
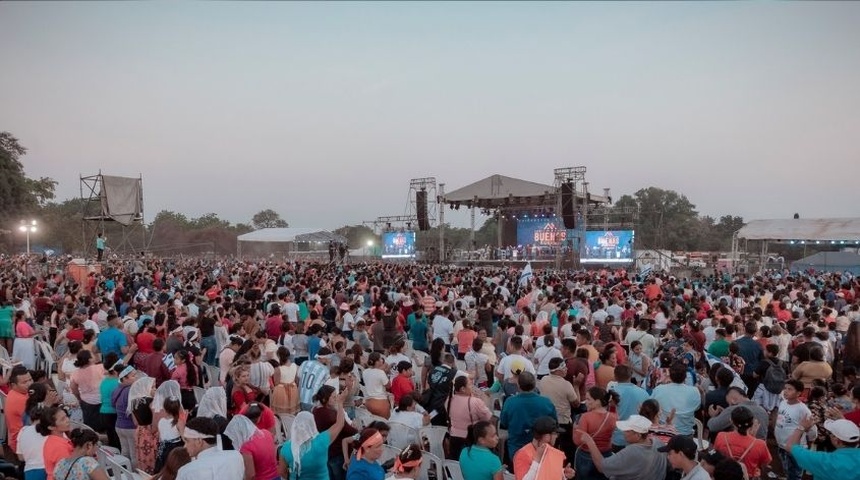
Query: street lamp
366 240 374 247
18 220 37 255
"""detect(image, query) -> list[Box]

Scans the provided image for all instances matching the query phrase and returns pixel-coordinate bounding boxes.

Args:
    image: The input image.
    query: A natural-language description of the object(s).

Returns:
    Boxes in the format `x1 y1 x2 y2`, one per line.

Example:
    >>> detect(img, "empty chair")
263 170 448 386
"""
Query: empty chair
419 426 448 460
444 460 465 480
387 421 420 449
418 451 444 480
278 413 296 443
379 444 401 468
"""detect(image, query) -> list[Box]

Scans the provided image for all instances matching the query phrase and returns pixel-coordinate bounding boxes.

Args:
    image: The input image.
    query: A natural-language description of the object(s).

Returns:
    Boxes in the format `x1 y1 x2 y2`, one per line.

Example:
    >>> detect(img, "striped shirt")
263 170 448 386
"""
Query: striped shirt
298 360 330 405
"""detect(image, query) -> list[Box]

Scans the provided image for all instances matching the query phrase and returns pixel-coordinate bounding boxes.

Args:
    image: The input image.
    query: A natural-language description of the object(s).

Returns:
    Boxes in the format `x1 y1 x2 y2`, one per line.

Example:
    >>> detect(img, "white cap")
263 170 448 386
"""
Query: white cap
825 419 860 443
616 415 652 434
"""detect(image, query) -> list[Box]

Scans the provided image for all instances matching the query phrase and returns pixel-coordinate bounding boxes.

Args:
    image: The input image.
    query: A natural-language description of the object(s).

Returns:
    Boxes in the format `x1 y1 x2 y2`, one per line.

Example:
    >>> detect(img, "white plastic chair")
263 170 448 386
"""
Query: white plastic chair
379 444 401 468
387 421 419 449
277 413 296 443
418 451 444 480
444 460 464 480
105 453 136 480
192 386 206 405
205 364 221 387
694 418 710 451
419 425 448 460
97 446 133 479
354 407 387 430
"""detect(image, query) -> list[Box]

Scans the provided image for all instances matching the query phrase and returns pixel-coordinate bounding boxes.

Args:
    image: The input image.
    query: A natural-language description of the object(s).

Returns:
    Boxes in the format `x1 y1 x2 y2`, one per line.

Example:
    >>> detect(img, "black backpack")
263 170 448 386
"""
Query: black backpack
762 359 787 394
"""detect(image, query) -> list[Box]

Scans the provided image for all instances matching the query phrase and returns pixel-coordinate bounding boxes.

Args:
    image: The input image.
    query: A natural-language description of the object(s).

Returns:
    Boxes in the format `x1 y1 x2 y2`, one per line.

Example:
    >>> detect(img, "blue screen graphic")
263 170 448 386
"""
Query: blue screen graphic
581 230 635 263
515 218 578 250
381 231 416 259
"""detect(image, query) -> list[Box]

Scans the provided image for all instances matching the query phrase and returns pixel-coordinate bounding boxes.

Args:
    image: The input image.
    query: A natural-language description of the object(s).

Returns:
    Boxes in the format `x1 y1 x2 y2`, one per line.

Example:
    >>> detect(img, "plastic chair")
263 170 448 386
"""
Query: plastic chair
278 413 296 443
379 444 401 467
387 421 420 449
105 453 136 480
694 418 710 451
419 425 448 460
97 446 133 479
444 460 464 480
354 407 387 430
205 364 221 387
193 386 206 405
418 451 444 480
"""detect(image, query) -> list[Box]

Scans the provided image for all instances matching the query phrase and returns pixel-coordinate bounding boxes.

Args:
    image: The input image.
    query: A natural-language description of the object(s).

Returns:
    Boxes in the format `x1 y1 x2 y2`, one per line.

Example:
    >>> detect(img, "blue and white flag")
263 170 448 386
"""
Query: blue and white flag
639 264 653 277
519 262 533 288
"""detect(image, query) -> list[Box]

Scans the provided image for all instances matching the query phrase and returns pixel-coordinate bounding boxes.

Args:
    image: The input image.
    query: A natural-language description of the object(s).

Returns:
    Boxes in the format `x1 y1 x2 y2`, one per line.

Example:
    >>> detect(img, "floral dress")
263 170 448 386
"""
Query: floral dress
53 455 99 480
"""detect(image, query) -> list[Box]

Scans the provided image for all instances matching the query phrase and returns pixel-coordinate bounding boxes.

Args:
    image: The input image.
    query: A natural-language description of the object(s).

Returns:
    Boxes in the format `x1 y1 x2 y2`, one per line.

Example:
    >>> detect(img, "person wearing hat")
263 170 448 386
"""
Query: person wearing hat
786 415 860 479
512 416 575 480
660 435 709 480
578 414 668 480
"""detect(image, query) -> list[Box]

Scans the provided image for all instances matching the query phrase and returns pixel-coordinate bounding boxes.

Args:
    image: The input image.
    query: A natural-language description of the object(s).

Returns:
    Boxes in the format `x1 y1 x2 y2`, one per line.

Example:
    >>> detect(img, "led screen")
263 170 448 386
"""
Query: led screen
581 230 635 263
381 231 416 259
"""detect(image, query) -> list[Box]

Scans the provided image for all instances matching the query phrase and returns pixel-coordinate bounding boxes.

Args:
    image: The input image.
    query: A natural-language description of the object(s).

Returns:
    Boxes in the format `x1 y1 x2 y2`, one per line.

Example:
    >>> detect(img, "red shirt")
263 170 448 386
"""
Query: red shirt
239 430 280 480
845 409 860 427
136 331 156 353
67 328 85 343
390 374 415 406
265 315 283 340
232 387 259 415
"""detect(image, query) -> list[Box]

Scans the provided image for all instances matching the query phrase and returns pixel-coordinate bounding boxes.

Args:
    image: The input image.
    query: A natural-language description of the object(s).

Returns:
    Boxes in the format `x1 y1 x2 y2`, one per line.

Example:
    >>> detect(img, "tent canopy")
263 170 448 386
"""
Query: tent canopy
736 218 860 242
237 228 346 244
441 174 609 209
791 251 860 274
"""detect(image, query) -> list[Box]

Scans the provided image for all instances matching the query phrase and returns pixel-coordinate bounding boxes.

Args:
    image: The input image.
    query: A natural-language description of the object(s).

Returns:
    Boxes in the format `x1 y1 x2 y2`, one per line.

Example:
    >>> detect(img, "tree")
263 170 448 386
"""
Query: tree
251 209 288 229
334 225 377 249
625 187 699 251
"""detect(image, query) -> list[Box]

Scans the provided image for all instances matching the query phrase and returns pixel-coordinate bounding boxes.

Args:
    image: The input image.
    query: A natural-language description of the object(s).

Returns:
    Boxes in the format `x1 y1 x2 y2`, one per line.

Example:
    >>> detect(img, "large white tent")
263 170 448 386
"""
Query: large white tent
236 228 346 256
735 218 860 242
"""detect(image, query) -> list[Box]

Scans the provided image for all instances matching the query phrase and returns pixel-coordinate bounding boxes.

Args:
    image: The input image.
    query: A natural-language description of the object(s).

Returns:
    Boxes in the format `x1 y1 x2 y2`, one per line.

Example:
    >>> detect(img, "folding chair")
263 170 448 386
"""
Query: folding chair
419 425 448 460
387 421 419 449
444 460 465 480
379 444 401 467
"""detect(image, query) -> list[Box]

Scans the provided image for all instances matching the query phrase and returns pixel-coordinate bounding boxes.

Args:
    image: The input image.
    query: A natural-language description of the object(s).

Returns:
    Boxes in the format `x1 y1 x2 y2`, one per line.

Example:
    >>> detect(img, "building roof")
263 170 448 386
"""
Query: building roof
793 251 860 268
237 228 346 243
735 218 860 242
441 174 610 208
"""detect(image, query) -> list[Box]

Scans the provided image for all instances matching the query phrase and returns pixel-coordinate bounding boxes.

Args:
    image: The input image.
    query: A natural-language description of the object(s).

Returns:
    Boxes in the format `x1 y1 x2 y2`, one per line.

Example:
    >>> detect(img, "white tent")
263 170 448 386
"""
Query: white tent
236 228 346 256
736 218 860 242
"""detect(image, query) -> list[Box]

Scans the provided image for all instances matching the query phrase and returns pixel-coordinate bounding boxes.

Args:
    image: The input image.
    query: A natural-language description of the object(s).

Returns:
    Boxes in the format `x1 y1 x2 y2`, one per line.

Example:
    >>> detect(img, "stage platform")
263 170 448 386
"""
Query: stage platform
447 258 571 269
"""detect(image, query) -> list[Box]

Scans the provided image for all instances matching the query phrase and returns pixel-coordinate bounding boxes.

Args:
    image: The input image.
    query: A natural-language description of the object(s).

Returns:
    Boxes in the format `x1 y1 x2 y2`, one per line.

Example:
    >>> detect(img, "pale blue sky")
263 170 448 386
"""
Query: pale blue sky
2 2 859 229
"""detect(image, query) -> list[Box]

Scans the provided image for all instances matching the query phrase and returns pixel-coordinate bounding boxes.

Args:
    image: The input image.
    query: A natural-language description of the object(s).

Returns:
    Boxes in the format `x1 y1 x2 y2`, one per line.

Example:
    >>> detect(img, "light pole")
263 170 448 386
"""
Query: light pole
18 220 37 255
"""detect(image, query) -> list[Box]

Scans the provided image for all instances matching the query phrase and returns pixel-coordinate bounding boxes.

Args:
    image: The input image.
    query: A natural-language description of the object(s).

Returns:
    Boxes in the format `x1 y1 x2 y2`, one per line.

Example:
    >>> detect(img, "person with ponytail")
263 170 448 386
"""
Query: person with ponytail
458 420 503 480
713 406 771 479
447 375 492 460
388 444 423 480
52 428 109 480
170 350 198 411
345 428 386 480
572 387 618 480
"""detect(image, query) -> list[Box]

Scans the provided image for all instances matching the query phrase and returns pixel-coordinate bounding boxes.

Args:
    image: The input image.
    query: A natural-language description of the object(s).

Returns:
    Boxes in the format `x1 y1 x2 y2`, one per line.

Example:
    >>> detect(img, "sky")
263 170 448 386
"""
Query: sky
2 2 859 230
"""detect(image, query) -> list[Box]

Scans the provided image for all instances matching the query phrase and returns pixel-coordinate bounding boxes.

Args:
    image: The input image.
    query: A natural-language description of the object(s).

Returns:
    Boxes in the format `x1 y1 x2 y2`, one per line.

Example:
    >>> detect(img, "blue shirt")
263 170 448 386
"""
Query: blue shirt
735 336 763 375
346 456 385 480
792 445 860 480
96 327 127 359
308 336 322 360
410 319 429 351
280 431 331 480
610 382 650 446
499 392 557 459
650 383 701 435
459 445 503 480
96 237 105 249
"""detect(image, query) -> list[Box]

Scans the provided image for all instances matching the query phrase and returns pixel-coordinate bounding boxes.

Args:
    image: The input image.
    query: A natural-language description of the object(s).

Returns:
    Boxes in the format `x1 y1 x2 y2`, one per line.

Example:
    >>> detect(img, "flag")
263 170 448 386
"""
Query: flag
639 264 653 277
519 262 533 288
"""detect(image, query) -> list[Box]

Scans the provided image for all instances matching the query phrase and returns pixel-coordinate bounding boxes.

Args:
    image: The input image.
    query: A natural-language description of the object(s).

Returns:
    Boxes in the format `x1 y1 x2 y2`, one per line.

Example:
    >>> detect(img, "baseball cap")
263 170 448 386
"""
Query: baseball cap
532 416 562 435
615 415 652 434
825 419 860 443
658 434 698 459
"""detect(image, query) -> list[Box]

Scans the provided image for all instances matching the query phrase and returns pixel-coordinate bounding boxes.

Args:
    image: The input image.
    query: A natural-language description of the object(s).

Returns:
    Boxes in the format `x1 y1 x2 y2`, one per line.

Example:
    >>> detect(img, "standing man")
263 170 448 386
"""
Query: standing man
610 365 650 451
96 232 106 261
177 417 244 480
539 358 579 462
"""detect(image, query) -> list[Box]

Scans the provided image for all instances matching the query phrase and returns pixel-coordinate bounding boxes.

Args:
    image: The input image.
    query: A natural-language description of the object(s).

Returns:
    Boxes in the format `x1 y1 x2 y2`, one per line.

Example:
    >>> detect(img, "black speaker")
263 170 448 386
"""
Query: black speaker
416 190 429 231
561 182 575 229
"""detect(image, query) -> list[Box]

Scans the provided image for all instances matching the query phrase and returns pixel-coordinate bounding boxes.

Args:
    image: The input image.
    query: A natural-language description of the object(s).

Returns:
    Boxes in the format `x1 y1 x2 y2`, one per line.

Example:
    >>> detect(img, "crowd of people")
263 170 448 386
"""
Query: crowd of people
0 254 859 480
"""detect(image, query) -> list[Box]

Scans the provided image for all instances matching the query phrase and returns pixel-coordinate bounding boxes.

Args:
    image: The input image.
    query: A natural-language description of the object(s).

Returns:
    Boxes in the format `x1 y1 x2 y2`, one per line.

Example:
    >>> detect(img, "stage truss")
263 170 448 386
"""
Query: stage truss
80 173 145 257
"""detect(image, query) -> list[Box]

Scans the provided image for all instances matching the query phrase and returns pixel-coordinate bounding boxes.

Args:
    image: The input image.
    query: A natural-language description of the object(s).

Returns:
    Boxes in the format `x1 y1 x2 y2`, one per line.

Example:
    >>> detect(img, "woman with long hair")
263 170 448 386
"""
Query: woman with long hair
313 385 358 480
155 397 186 473
150 447 191 480
69 349 105 432
278 391 347 480
52 428 109 480
458 420 503 480
345 428 386 480
170 350 199 411
362 352 391 419
225 414 279 480
713 406 771 479
38 406 74 480
231 364 262 415
270 346 300 414
423 338 446 390
572 387 618 480
98 356 123 450
388 444 423 480
12 310 37 369
447 375 492 460
128 376 159 474
843 322 860 370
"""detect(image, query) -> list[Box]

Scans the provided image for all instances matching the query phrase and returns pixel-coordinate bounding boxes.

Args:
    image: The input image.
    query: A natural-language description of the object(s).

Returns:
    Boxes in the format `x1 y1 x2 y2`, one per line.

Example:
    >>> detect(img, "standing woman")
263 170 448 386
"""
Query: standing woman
52 428 110 480
170 350 198 411
278 392 347 480
128 376 159 474
627 340 652 388
447 376 493 461
224 414 279 480
38 406 74 480
98 357 123 450
346 428 386 480
69 350 105 432
458 421 503 480
111 366 139 469
313 385 358 480
572 387 618 480
270 346 300 415
362 352 391 419
13 310 37 369
0 299 14 355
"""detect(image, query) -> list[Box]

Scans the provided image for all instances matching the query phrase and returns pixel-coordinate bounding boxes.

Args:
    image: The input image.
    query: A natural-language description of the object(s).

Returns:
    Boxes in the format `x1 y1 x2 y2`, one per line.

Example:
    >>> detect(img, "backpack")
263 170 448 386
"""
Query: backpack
762 359 787 394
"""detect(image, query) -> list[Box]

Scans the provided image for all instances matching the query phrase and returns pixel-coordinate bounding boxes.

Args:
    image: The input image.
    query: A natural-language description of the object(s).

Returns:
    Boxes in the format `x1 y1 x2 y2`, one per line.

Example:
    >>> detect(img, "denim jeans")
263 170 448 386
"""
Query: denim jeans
201 335 217 366
574 448 609 480
778 448 803 480
327 453 346 480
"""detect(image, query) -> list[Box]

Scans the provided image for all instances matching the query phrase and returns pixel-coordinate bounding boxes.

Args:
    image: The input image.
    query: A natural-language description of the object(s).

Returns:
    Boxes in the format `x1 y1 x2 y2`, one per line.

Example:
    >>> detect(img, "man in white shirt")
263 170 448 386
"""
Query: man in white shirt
431 306 454 343
495 336 536 383
342 303 358 340
178 417 244 480
283 293 299 323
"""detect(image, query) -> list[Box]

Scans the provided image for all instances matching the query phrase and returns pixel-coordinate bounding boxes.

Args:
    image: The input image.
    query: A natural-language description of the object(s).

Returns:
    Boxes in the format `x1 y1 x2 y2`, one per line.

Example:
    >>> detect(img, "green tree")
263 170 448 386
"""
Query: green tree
624 187 699 251
251 209 288 229
334 224 377 249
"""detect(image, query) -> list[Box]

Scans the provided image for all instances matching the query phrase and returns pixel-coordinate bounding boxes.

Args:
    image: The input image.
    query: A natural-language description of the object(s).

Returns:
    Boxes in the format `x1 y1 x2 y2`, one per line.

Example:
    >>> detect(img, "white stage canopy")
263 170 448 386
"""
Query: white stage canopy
736 218 860 242
237 228 346 244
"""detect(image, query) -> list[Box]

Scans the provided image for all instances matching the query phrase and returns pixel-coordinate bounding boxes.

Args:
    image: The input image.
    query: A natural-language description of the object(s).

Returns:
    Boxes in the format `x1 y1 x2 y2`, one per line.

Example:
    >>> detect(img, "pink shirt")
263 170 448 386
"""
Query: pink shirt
171 364 189 389
70 364 106 404
447 394 492 438
15 321 35 338
240 429 279 480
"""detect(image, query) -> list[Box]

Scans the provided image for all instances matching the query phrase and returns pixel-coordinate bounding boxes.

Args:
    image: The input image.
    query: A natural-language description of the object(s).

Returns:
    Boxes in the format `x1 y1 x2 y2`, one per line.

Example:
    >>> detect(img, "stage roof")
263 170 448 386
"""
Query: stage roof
736 218 860 241
237 228 346 244
441 174 609 208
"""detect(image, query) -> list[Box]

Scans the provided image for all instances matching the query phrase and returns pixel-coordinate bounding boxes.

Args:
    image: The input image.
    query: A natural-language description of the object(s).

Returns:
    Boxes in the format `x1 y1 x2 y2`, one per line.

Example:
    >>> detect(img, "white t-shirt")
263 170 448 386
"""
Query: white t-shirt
533 346 563 376
342 312 356 332
432 316 454 342
496 353 535 381
158 417 181 441
464 350 489 385
362 368 389 400
16 425 46 471
283 303 299 323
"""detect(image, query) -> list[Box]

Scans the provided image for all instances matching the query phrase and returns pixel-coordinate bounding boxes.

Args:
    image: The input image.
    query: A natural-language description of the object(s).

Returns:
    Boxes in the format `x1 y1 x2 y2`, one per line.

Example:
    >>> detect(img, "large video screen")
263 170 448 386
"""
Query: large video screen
581 230 635 264
516 218 577 250
381 231 416 259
